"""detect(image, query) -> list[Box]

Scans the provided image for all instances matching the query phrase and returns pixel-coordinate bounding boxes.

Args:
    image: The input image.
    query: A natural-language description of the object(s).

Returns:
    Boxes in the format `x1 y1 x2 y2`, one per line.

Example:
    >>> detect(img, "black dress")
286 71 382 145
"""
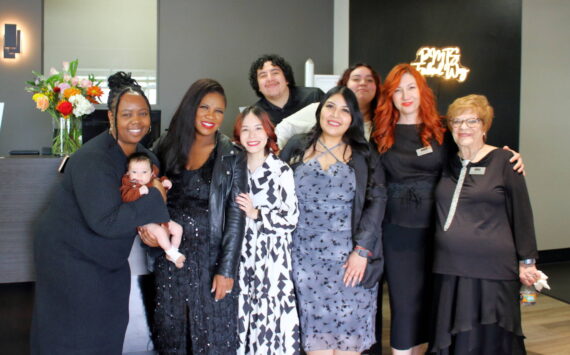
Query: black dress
429 149 538 355
31 132 170 354
152 151 239 354
380 124 449 350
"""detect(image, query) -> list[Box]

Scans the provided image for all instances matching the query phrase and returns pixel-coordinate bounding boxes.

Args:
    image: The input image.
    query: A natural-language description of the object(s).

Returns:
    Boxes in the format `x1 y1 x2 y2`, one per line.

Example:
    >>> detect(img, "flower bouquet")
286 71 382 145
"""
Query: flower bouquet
25 59 103 156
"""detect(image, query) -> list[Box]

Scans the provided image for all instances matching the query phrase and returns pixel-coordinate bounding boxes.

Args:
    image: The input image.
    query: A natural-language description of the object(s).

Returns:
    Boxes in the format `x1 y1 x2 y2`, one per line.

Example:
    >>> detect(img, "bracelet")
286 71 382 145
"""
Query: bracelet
519 258 536 265
254 209 262 222
354 246 372 258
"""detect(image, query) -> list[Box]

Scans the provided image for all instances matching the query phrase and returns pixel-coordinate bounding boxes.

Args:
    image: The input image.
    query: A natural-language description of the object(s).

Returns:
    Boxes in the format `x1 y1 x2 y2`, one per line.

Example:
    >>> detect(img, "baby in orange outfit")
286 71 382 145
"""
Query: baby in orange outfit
121 152 185 268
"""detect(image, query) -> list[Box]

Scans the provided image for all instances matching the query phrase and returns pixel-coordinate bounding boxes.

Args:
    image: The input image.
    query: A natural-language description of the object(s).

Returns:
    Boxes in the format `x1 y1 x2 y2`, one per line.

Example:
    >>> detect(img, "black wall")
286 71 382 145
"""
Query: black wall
350 0 521 149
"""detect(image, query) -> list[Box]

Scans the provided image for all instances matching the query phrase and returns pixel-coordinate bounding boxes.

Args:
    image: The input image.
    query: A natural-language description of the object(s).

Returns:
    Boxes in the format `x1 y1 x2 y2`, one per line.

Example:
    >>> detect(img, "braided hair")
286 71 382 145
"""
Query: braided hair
106 72 151 139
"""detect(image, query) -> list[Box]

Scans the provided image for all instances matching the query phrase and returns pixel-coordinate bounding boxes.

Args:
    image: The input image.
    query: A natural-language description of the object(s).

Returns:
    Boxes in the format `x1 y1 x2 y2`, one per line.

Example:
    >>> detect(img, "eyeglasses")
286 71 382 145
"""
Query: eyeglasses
449 118 481 128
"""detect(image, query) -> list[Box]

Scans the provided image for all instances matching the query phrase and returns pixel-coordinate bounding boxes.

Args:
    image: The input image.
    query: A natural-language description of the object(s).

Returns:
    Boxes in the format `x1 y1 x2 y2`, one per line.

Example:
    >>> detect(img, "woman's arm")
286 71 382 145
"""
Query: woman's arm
216 151 248 278
503 160 539 262
71 152 170 239
344 153 387 286
352 153 388 251
275 103 318 149
256 166 299 234
503 146 525 175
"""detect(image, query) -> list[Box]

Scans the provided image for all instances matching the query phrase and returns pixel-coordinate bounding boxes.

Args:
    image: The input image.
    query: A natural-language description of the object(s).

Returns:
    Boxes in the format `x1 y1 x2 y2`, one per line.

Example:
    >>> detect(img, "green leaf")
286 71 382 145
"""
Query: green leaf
69 59 79 77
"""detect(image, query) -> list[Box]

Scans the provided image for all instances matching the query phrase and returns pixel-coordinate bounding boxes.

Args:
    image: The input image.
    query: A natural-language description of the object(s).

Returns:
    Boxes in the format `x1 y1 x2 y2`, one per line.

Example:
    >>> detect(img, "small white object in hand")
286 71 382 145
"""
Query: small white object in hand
533 270 551 291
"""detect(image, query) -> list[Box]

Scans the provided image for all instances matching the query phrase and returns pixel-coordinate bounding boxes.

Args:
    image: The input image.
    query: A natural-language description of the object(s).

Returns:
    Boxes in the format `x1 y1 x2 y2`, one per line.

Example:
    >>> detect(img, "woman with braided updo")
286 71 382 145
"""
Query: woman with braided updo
31 72 170 354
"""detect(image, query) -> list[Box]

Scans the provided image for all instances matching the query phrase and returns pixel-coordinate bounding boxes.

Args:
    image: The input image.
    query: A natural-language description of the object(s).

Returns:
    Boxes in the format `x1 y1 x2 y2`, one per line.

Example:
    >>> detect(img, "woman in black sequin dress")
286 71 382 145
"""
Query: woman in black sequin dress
140 79 247 354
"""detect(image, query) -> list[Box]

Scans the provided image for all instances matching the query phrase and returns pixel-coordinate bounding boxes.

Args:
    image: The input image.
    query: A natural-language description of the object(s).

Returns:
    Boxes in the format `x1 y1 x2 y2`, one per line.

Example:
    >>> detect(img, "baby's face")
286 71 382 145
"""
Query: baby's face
128 160 153 185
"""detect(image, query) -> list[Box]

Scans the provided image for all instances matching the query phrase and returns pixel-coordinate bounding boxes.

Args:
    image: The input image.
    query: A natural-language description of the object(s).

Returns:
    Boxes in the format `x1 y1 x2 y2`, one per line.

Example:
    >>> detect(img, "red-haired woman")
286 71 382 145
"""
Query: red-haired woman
234 105 301 354
372 64 524 355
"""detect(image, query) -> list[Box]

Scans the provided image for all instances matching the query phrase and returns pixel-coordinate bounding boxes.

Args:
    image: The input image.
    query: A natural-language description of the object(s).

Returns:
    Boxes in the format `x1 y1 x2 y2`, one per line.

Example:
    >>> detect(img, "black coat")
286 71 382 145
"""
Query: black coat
280 134 387 286
150 133 247 278
31 132 170 354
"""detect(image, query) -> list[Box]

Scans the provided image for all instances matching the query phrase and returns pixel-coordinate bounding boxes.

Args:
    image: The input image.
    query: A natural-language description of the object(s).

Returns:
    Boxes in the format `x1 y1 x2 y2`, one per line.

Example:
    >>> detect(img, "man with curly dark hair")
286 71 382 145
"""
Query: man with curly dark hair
248 54 324 125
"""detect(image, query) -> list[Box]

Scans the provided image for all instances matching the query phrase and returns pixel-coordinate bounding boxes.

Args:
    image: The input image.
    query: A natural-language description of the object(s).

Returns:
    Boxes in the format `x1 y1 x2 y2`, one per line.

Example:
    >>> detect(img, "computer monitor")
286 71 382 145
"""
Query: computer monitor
82 109 161 148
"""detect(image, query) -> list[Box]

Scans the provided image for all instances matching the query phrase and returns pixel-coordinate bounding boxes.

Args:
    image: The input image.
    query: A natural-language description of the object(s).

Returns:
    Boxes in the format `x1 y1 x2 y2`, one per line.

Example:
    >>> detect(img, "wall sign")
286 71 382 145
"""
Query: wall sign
410 46 470 82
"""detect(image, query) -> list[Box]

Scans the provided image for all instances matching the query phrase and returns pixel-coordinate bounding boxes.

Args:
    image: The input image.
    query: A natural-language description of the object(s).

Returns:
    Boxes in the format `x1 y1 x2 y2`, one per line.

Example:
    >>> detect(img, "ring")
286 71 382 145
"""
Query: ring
226 290 231 294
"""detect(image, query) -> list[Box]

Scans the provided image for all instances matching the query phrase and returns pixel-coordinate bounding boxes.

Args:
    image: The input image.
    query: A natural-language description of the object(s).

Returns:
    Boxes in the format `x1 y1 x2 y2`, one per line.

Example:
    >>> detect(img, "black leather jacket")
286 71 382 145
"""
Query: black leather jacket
208 133 247 278
148 133 247 279
280 133 386 253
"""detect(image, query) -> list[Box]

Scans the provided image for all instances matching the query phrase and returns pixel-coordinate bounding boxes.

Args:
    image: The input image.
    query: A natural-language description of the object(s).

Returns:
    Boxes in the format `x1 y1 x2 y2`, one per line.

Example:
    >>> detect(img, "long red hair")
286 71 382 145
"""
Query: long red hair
233 106 279 154
372 63 445 153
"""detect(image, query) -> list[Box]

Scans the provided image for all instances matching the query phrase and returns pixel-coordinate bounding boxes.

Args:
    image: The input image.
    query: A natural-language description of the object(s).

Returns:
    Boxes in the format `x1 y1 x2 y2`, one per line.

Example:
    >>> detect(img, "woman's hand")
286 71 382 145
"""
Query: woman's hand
162 179 172 190
519 264 540 286
342 252 368 287
138 224 160 247
503 146 525 175
151 178 168 202
211 274 234 301
235 193 258 220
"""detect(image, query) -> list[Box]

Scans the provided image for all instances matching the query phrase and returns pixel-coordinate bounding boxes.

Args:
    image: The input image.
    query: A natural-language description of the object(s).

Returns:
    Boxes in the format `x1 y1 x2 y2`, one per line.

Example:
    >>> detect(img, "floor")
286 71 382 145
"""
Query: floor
375 285 570 355
2 280 569 354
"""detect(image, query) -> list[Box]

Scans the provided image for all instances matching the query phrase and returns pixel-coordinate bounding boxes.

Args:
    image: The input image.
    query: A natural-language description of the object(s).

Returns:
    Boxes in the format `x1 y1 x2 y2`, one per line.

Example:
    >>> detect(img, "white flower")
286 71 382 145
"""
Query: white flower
69 94 95 117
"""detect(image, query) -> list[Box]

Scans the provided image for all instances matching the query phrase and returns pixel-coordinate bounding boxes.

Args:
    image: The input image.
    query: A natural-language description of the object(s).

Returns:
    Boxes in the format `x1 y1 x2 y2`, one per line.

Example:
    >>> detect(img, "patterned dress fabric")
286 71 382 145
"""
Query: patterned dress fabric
152 152 239 354
238 153 301 355
292 157 378 352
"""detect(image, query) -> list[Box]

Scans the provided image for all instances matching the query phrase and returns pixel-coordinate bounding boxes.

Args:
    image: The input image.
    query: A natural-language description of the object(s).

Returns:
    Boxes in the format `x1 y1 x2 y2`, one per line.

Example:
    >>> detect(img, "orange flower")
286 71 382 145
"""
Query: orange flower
87 96 99 104
63 87 81 99
87 86 103 97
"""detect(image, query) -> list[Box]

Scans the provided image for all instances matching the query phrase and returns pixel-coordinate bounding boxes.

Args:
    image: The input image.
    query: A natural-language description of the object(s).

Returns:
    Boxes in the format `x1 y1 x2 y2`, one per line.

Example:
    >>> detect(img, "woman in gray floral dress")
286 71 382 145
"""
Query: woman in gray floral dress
281 86 386 354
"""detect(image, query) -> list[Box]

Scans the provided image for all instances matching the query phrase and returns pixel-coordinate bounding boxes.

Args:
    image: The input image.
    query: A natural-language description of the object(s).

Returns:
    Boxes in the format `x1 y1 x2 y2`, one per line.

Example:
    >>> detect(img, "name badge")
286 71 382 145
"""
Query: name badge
469 167 486 175
416 146 433 156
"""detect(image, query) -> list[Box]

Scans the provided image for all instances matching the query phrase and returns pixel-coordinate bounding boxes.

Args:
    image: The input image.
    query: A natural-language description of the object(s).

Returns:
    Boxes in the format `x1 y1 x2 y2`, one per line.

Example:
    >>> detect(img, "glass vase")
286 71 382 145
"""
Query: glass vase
52 115 82 156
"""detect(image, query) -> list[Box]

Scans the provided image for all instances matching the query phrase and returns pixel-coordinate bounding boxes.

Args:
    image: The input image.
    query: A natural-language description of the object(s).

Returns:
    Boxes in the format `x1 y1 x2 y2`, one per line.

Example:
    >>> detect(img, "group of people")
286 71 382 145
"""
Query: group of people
31 53 540 355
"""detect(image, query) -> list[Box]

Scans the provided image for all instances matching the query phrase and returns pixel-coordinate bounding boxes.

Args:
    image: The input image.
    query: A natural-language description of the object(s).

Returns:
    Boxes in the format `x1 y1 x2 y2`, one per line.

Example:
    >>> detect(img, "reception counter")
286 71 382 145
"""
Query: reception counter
0 156 61 283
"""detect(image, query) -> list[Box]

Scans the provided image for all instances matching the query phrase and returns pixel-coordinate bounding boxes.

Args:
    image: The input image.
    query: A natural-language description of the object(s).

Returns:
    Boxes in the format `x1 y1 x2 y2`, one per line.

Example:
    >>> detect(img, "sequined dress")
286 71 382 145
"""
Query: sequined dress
152 152 238 354
292 157 377 352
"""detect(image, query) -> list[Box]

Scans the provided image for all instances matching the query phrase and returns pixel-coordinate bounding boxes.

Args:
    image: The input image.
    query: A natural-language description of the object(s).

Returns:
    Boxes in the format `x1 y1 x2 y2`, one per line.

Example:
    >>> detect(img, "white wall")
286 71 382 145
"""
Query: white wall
333 0 349 74
520 0 570 250
44 0 156 72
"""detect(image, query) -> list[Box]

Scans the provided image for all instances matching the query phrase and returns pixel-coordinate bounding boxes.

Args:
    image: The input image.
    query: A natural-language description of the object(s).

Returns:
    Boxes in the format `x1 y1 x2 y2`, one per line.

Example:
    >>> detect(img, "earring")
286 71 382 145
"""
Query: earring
147 126 152 135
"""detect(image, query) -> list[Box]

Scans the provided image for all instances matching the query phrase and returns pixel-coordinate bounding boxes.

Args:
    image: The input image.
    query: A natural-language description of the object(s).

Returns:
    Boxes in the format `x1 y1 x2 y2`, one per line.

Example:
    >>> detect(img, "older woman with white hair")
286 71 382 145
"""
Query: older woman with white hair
429 94 539 355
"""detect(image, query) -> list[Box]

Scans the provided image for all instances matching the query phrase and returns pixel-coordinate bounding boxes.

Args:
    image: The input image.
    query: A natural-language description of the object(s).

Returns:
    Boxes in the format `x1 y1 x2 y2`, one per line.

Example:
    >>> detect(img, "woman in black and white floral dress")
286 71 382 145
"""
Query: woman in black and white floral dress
234 106 301 355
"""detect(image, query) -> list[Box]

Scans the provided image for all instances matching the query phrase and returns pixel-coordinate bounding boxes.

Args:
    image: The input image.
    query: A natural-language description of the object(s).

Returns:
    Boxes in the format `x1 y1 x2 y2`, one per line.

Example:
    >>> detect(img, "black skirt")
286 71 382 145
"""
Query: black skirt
428 274 526 355
383 223 433 349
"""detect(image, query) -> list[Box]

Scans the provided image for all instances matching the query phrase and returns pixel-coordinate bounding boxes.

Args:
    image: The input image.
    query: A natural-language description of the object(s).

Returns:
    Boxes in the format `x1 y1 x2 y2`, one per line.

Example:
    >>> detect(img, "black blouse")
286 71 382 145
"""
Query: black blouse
380 124 451 228
433 149 538 280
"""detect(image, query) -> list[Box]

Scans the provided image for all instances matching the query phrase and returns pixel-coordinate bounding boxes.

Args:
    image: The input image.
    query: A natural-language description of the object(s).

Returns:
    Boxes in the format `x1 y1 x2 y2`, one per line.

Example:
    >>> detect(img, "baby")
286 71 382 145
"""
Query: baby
121 152 185 268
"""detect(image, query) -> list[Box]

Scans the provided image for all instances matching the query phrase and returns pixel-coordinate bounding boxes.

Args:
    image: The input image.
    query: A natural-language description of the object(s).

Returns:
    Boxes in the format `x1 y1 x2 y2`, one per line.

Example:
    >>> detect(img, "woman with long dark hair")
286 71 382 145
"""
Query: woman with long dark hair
281 86 386 354
31 72 169 354
140 79 247 354
275 63 381 147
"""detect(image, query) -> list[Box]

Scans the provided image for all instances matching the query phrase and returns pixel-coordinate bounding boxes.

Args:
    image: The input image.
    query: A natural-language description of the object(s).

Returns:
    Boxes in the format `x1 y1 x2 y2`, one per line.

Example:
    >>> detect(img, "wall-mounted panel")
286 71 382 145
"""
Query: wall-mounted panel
350 0 522 149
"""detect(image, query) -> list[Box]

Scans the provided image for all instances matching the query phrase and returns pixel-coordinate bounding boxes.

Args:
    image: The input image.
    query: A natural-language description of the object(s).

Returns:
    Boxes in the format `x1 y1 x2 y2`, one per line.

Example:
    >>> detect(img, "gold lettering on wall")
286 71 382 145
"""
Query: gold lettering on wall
410 47 470 82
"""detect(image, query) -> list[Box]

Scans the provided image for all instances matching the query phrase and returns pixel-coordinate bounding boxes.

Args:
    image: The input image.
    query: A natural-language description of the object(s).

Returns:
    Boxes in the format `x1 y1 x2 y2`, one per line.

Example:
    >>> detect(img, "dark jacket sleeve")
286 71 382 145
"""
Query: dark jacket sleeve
70 151 170 239
503 161 539 260
353 151 387 252
216 151 248 278
279 133 309 167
